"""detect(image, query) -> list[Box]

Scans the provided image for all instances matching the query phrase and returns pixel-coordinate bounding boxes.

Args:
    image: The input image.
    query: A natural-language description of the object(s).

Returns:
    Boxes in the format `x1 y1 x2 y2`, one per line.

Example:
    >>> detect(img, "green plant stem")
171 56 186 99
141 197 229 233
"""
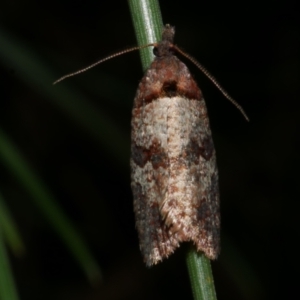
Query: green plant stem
128 1 218 299
0 28 128 166
186 248 217 300
0 192 25 257
0 229 19 300
128 0 163 70
0 128 101 284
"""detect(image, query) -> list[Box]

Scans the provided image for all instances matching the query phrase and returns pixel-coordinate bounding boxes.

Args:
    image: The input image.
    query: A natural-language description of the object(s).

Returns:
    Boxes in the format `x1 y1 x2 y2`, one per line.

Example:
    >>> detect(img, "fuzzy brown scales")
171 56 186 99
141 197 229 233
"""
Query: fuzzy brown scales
131 24 220 266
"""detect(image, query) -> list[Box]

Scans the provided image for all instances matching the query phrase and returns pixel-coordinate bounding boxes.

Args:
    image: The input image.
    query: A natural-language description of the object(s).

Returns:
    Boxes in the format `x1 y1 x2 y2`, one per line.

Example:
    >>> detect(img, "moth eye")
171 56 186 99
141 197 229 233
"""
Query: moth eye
153 47 158 56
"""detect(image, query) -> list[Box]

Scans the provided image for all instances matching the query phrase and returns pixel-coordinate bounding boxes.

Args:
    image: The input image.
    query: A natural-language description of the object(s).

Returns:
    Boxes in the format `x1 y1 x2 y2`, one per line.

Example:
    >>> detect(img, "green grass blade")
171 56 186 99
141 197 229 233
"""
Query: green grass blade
0 229 20 300
0 27 128 166
128 0 163 70
128 1 218 298
0 127 101 283
0 192 25 257
186 248 217 300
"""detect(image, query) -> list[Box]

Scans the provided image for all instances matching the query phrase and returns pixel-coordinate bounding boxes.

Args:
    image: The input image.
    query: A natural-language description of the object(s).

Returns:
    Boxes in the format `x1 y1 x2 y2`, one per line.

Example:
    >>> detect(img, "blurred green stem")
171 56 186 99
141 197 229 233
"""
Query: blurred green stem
0 229 19 300
0 192 25 256
0 127 101 283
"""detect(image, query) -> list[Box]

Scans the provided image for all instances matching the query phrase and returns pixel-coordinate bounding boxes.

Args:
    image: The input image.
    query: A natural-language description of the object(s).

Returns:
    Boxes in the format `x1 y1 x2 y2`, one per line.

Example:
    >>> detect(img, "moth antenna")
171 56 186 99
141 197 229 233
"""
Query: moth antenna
173 45 249 121
53 43 156 85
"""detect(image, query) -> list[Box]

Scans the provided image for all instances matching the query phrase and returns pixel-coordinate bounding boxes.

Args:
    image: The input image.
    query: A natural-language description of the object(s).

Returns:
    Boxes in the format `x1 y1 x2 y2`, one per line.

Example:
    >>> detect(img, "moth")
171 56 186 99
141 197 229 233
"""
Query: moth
54 24 248 266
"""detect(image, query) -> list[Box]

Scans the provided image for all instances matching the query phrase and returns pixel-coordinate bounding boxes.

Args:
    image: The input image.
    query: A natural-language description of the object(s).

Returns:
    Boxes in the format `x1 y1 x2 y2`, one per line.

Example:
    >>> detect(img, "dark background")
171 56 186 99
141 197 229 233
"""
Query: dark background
0 0 299 299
